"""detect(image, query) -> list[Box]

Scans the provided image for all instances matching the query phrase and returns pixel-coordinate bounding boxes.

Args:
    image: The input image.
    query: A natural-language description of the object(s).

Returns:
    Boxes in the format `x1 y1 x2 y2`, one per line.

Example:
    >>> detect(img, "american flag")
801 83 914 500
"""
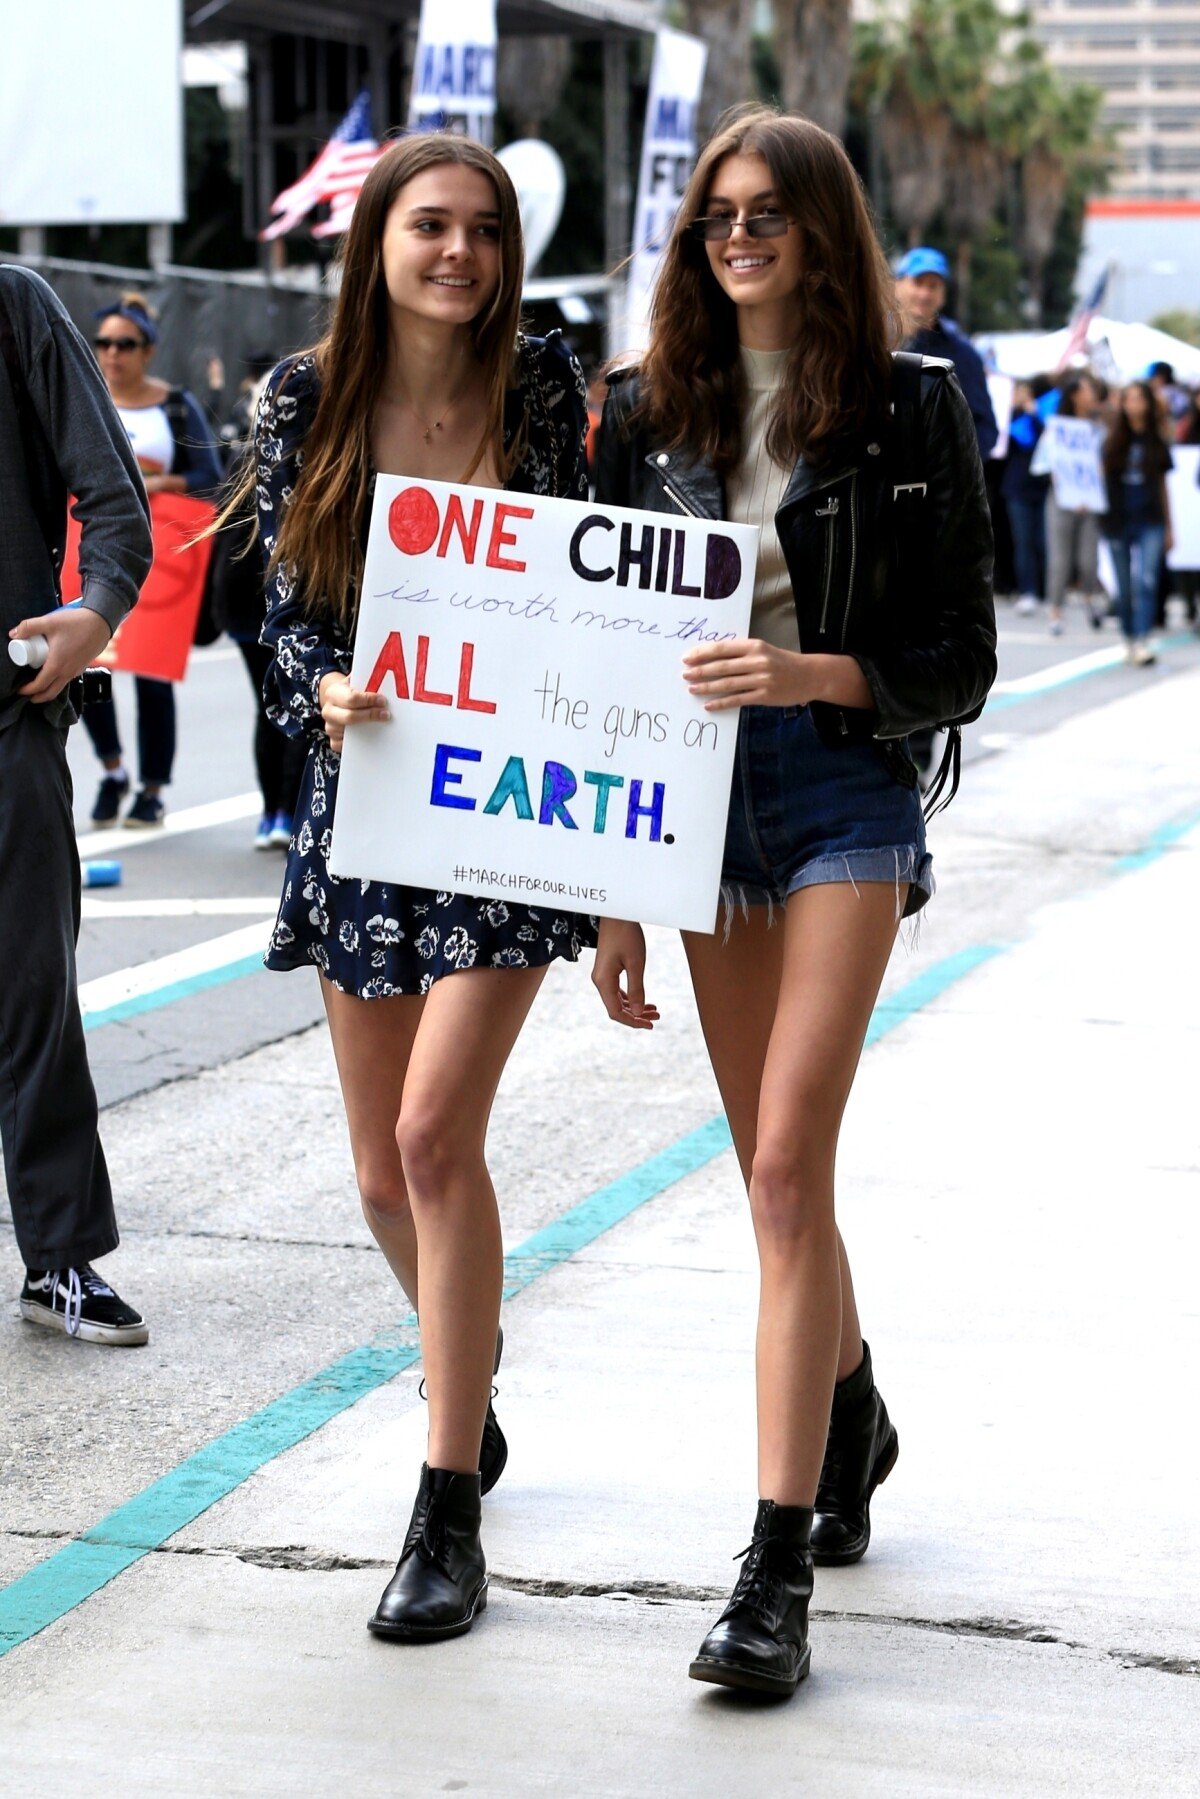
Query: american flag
260 91 386 241
1055 266 1111 372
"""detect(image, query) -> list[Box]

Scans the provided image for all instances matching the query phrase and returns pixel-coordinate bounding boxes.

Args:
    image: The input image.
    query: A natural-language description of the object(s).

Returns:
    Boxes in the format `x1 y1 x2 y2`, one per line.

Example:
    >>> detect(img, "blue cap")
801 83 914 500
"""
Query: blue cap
895 247 950 281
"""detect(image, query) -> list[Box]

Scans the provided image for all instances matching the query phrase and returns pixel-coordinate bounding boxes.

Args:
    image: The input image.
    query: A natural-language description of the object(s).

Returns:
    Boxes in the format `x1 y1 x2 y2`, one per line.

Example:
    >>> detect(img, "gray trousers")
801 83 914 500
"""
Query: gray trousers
0 705 116 1268
1045 493 1101 606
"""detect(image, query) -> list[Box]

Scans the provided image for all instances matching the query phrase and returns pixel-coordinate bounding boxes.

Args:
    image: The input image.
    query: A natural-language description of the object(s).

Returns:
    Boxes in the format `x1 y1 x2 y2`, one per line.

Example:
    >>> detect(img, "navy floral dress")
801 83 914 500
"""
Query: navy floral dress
255 333 598 997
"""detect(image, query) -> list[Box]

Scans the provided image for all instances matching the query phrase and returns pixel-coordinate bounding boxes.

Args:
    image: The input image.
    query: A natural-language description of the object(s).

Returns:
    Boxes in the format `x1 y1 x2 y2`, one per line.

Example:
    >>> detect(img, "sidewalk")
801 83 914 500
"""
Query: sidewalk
2 672 1198 1794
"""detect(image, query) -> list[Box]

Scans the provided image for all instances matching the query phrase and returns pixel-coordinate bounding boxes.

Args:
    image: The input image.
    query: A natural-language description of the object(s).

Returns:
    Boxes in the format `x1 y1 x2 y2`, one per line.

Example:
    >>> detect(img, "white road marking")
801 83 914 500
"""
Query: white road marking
78 922 271 1023
991 644 1126 697
76 792 262 861
81 897 280 920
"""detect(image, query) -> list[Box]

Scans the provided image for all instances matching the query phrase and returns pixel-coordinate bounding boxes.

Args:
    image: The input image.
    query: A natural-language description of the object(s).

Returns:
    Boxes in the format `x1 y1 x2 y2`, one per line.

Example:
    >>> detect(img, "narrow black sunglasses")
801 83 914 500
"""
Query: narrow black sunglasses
689 213 792 243
93 335 142 352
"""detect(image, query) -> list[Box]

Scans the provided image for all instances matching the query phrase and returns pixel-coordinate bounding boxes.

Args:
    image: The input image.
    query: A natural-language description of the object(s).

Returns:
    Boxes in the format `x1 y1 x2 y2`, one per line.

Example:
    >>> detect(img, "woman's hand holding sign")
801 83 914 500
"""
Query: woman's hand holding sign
683 640 874 712
319 671 390 752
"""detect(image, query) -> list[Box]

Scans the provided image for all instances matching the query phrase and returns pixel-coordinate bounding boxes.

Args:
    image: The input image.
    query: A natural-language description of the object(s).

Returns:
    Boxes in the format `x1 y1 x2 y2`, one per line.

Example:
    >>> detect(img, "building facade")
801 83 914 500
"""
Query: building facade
1031 0 1200 198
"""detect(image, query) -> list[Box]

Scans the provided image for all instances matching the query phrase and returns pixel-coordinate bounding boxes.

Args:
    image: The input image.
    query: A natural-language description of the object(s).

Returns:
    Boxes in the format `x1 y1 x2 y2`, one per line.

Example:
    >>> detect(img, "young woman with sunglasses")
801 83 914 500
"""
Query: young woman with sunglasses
246 135 595 1643
593 107 995 1697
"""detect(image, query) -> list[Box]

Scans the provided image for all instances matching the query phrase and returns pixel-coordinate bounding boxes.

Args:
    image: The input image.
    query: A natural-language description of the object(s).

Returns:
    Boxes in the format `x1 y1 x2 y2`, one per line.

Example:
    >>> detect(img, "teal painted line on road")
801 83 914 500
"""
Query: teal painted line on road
0 944 997 1659
986 630 1196 714
82 957 268 1033
1111 808 1200 876
864 943 1004 1044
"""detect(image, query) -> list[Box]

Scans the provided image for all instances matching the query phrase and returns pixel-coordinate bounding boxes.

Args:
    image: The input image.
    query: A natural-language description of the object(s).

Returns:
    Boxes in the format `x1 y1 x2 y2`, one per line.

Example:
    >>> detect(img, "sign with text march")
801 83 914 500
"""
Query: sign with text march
327 480 757 933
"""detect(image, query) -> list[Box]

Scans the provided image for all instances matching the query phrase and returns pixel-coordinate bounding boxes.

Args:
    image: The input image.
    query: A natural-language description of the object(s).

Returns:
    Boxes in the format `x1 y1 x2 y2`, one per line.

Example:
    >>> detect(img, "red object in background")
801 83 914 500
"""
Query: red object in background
59 491 216 682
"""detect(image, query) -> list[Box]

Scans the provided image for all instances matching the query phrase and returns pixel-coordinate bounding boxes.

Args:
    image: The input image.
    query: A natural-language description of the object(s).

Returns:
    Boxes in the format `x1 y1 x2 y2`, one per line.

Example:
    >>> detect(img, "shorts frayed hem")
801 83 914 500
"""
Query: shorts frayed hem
719 846 934 940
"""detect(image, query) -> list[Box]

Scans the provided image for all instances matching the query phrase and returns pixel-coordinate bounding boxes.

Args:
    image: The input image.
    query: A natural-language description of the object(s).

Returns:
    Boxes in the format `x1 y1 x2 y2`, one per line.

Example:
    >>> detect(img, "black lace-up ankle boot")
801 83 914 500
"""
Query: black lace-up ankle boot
811 1340 899 1567
689 1501 814 1695
368 1465 487 1641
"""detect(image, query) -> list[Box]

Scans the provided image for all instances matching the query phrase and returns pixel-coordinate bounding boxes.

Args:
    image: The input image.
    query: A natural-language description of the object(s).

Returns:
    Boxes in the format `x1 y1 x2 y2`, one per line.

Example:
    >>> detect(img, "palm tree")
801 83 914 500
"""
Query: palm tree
1015 79 1110 323
679 0 758 133
496 36 572 140
775 0 854 139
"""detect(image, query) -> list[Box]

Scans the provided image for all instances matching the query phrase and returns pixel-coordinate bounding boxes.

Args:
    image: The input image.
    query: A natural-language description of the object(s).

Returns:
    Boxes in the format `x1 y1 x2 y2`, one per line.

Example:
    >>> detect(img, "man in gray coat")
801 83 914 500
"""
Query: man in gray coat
0 264 152 1342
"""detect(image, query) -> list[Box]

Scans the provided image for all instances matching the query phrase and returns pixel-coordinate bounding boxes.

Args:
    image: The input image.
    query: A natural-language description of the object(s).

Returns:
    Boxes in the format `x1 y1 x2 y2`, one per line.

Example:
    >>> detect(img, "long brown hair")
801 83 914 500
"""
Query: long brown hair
633 106 899 473
1103 380 1172 480
253 134 525 630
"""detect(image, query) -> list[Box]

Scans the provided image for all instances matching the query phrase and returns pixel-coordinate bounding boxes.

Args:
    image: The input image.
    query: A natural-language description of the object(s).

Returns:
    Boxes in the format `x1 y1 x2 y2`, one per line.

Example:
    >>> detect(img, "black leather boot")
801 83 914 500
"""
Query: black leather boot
811 1340 899 1567
689 1501 814 1695
480 1326 508 1496
368 1465 487 1641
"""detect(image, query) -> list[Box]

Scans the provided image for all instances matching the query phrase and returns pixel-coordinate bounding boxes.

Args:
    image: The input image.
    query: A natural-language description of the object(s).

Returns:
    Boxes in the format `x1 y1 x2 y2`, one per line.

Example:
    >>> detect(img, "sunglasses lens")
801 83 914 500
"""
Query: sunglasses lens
747 215 789 238
690 218 731 242
94 337 139 352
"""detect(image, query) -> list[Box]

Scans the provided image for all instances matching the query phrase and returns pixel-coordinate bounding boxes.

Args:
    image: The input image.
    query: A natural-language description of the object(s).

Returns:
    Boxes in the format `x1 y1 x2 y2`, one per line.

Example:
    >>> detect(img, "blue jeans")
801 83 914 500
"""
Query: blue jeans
721 706 933 920
1107 522 1165 642
1006 494 1046 600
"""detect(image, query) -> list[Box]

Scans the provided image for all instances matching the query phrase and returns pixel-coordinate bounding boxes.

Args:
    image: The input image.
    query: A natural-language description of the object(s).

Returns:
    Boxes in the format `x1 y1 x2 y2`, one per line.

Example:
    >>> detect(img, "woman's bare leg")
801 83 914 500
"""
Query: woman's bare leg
750 882 905 1502
396 964 548 1473
684 904 869 1407
321 977 423 1306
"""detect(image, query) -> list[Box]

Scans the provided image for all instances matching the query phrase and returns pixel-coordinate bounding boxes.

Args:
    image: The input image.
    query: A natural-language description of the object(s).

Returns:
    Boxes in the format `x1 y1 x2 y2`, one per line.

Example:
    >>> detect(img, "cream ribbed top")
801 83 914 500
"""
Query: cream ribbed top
725 345 799 652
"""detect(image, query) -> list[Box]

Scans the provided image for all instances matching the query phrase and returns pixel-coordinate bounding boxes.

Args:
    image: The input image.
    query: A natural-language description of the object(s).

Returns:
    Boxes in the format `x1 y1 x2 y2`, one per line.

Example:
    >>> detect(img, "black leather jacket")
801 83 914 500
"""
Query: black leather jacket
594 357 997 768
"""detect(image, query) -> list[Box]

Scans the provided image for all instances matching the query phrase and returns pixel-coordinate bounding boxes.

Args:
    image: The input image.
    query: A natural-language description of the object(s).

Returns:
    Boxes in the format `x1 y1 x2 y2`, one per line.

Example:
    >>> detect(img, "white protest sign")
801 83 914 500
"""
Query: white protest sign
626 28 708 347
327 481 757 934
1045 415 1107 513
408 0 496 145
1167 445 1200 571
987 373 1014 460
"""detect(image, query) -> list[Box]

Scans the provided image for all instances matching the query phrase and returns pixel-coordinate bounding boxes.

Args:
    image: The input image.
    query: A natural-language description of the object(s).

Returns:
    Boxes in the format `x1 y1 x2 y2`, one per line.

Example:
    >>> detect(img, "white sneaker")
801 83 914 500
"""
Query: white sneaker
1014 595 1038 616
1132 639 1157 667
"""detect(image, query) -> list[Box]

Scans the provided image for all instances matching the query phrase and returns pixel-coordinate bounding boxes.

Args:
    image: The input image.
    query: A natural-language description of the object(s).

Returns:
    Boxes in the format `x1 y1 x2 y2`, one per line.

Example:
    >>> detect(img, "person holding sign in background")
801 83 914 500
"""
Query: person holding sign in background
1102 380 1174 666
594 107 996 1699
1030 372 1108 636
84 293 223 827
240 135 597 1647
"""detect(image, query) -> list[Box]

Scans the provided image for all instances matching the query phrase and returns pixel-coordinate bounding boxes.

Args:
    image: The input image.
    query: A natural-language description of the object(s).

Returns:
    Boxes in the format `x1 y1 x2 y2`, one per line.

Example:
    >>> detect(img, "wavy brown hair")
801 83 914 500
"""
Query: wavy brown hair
1103 380 1172 480
230 134 525 630
633 107 899 473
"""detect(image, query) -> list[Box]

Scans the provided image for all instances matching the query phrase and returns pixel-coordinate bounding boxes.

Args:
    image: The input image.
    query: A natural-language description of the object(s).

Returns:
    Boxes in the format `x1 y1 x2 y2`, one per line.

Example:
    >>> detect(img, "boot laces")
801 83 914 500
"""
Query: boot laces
729 1534 792 1628
407 1491 452 1573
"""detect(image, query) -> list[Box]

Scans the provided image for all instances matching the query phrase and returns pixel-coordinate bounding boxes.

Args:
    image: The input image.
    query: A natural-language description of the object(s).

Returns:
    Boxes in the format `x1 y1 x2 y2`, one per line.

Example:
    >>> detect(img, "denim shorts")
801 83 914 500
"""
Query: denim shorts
720 706 934 920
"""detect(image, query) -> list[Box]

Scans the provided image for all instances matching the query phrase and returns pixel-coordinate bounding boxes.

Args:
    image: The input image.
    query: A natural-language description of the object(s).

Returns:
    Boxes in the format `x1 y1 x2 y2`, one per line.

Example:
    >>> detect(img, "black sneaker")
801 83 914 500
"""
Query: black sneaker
125 790 165 829
20 1264 149 1345
91 772 130 826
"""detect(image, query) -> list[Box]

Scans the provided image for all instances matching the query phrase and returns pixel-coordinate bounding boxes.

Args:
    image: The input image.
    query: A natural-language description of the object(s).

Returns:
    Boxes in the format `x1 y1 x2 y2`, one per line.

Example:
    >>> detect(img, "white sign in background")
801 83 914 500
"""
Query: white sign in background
0 1 182 225
1045 415 1108 513
1167 445 1200 572
328 480 757 934
407 0 497 146
626 28 709 348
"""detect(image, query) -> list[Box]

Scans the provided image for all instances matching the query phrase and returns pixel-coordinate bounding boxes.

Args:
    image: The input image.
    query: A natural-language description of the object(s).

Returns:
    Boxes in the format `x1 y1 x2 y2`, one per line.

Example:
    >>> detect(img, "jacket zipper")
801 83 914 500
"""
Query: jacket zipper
841 473 858 649
659 477 699 517
817 497 839 635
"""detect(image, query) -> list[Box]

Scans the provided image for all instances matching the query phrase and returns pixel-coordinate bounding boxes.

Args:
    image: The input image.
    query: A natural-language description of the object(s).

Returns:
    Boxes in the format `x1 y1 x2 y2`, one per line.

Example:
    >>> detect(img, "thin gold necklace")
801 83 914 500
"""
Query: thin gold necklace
397 373 472 446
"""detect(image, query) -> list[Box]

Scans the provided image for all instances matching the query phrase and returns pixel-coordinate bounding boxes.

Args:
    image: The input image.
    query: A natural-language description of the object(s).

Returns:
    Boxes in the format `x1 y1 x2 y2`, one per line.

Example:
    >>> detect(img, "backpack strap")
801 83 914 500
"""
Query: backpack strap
889 351 967 822
890 349 927 503
0 284 66 600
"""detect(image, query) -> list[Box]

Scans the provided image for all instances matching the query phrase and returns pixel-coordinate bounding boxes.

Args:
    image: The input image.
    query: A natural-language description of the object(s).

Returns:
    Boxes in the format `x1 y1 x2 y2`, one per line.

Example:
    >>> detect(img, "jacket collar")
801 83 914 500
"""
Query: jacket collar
642 447 724 520
646 437 870 517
